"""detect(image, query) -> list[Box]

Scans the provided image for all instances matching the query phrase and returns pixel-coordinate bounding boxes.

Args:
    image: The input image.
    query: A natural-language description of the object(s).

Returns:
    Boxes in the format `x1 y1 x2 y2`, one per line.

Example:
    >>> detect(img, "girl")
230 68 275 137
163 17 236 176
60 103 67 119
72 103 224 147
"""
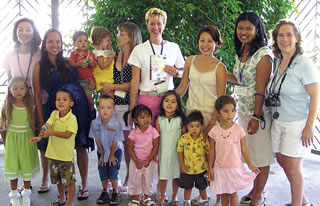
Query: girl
91 27 116 93
227 11 273 205
0 77 39 206
127 105 159 206
155 90 186 206
208 95 260 206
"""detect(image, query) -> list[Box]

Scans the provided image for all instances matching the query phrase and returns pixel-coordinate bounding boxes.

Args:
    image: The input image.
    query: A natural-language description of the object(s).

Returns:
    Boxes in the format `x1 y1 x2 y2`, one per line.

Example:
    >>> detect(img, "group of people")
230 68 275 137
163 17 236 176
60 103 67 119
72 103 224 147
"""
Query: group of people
0 6 318 206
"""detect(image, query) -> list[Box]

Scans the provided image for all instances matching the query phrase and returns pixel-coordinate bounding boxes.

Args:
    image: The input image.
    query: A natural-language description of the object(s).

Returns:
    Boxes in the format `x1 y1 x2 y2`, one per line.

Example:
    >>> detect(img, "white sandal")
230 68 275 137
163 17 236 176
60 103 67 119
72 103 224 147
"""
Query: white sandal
9 190 21 206
128 199 140 206
144 198 156 206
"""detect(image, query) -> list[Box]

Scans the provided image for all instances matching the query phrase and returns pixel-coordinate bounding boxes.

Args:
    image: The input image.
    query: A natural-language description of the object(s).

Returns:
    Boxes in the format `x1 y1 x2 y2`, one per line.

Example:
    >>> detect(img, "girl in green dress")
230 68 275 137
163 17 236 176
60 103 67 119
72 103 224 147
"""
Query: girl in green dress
0 77 39 206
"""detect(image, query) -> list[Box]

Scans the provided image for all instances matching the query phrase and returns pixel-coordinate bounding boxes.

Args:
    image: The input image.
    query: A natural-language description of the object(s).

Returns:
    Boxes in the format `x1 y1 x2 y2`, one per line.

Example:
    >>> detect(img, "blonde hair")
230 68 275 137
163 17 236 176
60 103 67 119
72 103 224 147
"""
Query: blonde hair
0 77 35 132
145 8 167 25
91 27 111 47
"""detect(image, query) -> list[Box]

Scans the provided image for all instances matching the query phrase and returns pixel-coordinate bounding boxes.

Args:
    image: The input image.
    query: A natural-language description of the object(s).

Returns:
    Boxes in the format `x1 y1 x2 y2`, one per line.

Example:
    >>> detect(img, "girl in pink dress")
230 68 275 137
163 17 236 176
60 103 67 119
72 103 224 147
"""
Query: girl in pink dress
208 95 260 206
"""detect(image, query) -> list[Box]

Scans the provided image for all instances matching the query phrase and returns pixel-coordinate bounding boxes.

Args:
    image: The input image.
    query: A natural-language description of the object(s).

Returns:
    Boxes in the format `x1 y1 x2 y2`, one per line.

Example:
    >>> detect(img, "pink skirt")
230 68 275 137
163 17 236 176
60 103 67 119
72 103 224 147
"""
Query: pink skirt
210 165 257 194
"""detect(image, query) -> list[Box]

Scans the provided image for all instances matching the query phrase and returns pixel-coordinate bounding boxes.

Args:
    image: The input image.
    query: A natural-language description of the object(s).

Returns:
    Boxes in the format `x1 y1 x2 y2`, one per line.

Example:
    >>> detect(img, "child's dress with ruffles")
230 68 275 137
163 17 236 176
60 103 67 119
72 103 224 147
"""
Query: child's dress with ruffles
208 123 257 194
4 105 39 180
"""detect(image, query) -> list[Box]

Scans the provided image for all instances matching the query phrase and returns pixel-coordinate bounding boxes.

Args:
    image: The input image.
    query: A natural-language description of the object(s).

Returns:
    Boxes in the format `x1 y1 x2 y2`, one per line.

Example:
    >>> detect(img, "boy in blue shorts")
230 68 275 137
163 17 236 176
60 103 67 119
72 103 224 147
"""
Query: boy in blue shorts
30 88 78 206
89 95 124 205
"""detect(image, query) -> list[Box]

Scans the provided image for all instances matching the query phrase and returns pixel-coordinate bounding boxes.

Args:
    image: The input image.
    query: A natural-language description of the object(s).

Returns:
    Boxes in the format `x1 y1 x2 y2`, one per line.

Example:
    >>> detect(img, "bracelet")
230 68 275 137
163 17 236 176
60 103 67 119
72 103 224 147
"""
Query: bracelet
254 93 265 98
252 114 263 121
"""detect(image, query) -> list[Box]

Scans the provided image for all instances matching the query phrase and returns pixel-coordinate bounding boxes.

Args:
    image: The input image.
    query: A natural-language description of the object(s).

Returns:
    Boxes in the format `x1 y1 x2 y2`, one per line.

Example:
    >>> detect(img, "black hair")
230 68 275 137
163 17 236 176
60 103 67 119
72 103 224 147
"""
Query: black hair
197 25 223 53
234 11 268 57
40 29 73 89
72 31 88 43
186 111 204 125
215 95 236 112
131 104 152 127
98 95 115 107
159 90 186 125
12 18 41 53
57 88 74 102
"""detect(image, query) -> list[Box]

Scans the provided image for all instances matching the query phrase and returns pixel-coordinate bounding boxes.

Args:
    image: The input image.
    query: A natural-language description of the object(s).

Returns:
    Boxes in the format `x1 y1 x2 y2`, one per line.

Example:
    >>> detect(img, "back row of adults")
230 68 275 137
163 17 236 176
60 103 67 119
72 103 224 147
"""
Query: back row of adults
3 7 318 206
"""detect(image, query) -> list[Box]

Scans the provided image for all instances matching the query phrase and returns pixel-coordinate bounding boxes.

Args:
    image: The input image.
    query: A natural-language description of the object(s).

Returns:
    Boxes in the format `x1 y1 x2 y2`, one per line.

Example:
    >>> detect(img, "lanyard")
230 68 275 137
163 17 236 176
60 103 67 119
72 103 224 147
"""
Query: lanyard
16 50 33 84
238 55 250 84
149 39 164 55
120 51 124 83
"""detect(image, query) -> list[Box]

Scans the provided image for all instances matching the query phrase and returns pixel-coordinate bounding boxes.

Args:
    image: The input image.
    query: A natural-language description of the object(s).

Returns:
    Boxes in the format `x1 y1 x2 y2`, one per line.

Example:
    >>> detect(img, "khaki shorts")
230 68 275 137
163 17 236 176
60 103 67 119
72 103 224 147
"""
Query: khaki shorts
78 80 92 97
50 159 76 185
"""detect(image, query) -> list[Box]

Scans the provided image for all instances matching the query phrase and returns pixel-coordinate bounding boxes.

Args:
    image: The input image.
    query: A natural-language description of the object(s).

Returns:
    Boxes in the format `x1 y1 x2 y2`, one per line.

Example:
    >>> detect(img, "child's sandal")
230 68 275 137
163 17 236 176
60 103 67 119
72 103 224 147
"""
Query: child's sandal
144 198 156 206
128 199 140 206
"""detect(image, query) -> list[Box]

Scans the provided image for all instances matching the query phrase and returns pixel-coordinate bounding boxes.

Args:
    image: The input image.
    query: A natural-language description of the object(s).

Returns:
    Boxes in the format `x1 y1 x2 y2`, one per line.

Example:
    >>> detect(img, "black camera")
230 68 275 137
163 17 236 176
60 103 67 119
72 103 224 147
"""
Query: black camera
265 94 280 107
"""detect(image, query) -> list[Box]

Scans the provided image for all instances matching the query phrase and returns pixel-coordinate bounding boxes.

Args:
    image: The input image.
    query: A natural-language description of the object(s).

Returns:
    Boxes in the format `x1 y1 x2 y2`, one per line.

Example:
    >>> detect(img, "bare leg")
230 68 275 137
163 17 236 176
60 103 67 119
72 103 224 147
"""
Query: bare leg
66 183 75 206
249 166 270 205
199 189 207 200
122 130 130 186
76 146 88 191
111 179 119 193
159 179 168 203
230 192 238 206
172 179 179 201
221 194 230 206
276 153 304 206
10 179 18 190
57 183 66 203
101 180 109 191
23 181 31 189
40 151 50 186
184 189 192 200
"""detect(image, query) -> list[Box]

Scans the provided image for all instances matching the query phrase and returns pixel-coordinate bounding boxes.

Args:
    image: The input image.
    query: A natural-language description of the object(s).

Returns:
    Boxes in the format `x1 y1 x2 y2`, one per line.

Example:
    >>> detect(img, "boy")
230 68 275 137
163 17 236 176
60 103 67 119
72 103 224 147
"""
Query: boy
68 31 96 119
177 111 210 206
89 95 124 205
30 88 78 206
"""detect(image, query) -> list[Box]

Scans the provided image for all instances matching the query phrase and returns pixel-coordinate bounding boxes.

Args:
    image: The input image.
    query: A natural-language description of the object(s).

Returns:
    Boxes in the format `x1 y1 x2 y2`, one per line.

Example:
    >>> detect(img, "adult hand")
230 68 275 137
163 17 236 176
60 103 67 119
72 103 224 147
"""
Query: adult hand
87 78 96 91
301 125 314 147
101 82 114 95
247 118 259 135
164 65 178 76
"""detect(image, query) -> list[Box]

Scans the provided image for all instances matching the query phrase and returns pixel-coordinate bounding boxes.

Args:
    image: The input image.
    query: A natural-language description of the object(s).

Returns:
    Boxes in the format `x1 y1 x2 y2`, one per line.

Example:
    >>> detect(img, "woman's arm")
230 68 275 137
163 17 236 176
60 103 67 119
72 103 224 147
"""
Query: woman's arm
302 82 319 147
247 55 272 135
129 65 141 112
227 73 238 83
101 82 130 95
175 56 192 97
32 63 44 126
205 63 227 136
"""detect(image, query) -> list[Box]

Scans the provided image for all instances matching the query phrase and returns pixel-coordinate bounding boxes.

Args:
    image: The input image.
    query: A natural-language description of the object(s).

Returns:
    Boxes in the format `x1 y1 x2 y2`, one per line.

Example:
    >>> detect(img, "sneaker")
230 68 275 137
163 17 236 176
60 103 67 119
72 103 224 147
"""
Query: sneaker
183 201 191 206
199 200 209 206
9 190 21 206
22 189 31 206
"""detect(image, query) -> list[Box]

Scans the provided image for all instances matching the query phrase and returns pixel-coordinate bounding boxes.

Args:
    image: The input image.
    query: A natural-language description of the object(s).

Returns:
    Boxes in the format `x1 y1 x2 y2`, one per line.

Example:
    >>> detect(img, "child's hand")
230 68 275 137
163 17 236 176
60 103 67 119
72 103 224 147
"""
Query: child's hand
143 159 152 168
179 164 187 173
29 137 41 144
134 160 143 169
87 78 96 91
108 154 118 166
208 168 214 181
98 155 107 166
153 154 159 163
248 164 260 174
40 128 51 138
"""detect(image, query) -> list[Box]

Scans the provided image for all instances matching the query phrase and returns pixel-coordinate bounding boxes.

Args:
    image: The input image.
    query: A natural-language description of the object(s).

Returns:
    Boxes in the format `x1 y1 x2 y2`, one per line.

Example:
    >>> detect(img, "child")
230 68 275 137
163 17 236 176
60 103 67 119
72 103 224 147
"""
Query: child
91 27 116 93
155 90 186 205
0 77 39 206
127 104 159 206
89 95 124 205
30 88 78 206
208 95 260 206
68 31 96 118
177 111 210 206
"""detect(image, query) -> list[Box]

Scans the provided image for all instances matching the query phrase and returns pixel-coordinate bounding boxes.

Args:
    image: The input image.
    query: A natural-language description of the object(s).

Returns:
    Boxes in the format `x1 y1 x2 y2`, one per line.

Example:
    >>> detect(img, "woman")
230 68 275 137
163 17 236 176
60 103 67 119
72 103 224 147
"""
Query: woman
176 25 226 135
128 7 185 126
2 18 50 193
32 28 93 201
101 22 142 191
227 11 274 206
268 20 318 206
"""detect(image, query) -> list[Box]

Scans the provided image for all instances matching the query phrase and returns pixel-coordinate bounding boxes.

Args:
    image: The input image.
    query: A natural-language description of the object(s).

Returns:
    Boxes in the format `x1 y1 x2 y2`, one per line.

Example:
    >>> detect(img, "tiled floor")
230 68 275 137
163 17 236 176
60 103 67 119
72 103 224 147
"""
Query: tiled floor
0 144 319 206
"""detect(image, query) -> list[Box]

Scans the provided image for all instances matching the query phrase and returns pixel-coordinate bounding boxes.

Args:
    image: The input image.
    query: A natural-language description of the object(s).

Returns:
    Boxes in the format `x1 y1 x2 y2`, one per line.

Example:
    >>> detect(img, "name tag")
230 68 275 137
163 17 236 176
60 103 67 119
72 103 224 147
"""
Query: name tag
114 90 126 98
234 84 248 96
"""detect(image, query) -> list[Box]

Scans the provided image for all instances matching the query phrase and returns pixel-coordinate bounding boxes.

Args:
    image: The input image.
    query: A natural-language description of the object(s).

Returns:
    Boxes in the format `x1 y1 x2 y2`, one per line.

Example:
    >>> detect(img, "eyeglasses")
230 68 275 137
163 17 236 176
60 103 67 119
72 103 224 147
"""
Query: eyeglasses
117 32 128 37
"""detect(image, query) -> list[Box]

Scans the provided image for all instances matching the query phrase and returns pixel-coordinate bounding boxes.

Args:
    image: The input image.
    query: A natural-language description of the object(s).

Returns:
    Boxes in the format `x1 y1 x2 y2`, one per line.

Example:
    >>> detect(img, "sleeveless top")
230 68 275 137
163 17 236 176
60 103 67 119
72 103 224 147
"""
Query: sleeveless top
186 55 220 113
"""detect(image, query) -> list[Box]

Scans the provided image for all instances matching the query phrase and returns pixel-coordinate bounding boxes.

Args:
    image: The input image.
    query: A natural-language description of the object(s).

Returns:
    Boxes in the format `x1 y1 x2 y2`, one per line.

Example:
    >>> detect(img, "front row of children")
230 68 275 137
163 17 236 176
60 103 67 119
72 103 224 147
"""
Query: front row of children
1 77 260 206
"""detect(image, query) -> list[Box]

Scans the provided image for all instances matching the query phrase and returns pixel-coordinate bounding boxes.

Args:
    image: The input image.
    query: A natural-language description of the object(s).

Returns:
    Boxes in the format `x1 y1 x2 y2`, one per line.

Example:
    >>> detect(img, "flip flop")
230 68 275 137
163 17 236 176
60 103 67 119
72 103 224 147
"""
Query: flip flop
240 195 252 204
50 199 66 206
38 184 51 193
78 189 89 200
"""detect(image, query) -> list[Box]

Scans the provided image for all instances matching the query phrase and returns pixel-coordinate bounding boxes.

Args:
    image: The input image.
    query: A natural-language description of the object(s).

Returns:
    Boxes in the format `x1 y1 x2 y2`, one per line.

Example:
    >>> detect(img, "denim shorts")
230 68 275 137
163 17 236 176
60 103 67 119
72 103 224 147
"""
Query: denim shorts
97 148 122 181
